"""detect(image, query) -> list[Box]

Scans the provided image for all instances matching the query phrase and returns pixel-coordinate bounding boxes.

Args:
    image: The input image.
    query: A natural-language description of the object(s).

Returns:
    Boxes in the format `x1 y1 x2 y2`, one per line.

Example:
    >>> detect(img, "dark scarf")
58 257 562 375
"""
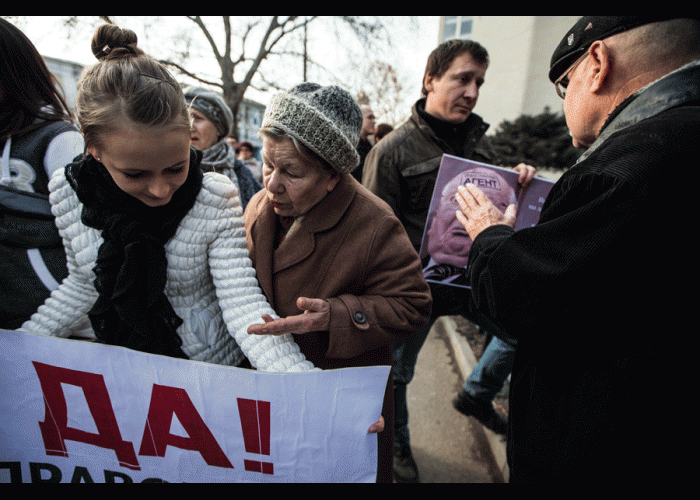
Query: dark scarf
416 99 472 156
416 98 479 156
65 147 203 359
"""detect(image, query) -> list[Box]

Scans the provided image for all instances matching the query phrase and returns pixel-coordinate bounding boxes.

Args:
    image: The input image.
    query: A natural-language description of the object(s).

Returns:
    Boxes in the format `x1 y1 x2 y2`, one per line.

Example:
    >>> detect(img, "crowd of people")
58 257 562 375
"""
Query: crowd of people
1 16 697 483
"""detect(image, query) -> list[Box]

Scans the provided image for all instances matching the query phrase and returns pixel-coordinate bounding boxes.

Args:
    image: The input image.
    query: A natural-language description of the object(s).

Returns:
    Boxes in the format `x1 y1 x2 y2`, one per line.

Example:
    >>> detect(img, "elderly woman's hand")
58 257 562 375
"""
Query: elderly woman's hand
513 163 537 186
455 183 517 241
247 297 330 336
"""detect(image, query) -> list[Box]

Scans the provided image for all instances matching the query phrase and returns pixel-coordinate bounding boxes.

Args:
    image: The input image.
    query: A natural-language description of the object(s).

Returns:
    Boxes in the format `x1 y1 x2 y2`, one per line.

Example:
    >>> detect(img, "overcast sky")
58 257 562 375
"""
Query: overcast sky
11 16 441 116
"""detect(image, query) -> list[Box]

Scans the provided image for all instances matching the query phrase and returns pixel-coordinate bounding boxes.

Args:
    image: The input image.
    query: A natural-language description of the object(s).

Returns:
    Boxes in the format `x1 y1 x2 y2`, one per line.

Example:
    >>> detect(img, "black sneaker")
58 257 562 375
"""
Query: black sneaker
452 389 508 435
393 445 419 483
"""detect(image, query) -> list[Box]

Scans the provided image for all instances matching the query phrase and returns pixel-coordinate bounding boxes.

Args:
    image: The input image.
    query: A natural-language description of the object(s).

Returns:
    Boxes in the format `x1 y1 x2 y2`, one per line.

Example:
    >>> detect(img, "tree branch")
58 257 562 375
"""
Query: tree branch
239 16 317 95
187 16 223 63
158 59 222 88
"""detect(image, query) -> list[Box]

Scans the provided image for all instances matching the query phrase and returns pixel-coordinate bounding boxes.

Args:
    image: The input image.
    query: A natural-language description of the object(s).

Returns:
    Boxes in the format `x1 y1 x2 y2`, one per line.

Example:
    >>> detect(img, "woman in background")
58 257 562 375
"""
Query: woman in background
1 18 84 329
184 86 261 209
237 140 263 184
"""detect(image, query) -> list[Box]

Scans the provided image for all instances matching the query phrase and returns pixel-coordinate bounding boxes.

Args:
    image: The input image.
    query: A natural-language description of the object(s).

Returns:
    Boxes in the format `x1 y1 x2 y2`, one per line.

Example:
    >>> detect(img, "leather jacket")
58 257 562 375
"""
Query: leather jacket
362 98 493 251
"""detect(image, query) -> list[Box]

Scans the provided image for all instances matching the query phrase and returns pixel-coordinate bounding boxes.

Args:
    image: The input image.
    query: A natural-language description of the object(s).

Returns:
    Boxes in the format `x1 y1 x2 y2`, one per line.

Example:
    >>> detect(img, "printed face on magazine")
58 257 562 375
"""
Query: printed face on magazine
427 167 516 267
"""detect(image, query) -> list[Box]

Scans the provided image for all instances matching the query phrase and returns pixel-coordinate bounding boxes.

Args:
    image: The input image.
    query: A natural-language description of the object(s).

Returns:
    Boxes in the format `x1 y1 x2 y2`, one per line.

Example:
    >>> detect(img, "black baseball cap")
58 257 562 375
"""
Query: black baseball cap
549 16 689 83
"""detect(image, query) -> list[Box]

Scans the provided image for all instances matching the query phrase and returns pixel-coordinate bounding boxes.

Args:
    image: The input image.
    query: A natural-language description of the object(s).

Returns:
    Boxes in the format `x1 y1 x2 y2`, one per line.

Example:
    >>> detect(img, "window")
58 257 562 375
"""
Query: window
443 16 474 40
460 18 473 36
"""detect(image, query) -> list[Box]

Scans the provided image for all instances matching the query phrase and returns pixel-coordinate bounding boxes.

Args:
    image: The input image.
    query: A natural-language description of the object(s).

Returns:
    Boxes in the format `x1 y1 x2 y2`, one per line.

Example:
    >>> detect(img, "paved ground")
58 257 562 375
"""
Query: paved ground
403 321 504 483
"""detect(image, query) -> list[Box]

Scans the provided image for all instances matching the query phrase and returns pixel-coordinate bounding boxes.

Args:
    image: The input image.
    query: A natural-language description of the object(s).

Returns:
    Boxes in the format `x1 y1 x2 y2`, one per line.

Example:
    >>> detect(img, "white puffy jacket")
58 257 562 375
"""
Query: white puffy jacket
21 169 315 373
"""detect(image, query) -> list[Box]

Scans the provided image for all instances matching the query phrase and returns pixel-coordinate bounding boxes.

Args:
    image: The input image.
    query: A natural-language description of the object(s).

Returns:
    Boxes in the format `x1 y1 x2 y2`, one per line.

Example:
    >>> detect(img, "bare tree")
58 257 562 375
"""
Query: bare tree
8 15 392 137
356 61 405 127
157 16 387 137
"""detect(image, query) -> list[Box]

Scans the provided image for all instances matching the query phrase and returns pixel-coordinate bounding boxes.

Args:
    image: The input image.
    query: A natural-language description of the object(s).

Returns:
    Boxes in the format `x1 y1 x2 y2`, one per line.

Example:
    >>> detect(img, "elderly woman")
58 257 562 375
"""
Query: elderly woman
184 86 261 209
244 83 432 483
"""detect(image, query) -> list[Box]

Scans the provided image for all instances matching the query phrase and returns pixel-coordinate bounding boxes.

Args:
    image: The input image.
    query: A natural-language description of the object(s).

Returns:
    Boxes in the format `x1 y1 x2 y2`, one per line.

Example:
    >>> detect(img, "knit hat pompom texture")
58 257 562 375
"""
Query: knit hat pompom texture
262 83 362 174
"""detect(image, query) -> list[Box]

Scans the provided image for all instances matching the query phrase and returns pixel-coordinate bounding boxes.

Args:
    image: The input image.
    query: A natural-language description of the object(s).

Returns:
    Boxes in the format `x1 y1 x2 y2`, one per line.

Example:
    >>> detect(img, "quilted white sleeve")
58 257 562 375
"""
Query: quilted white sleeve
203 174 317 373
20 170 99 337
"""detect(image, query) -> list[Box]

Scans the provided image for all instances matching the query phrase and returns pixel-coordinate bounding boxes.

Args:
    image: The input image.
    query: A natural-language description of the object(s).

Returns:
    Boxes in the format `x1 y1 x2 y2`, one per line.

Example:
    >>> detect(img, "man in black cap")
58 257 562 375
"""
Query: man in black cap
453 17 700 482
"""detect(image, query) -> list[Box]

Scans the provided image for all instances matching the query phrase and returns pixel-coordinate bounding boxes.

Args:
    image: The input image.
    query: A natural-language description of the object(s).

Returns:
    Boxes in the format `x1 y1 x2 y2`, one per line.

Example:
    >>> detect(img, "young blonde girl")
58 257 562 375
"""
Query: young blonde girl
20 23 312 373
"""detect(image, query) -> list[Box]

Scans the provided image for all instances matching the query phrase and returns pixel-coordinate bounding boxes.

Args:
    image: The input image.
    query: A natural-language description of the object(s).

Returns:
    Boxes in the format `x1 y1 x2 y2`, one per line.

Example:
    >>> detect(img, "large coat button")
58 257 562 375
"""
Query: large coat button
353 311 367 324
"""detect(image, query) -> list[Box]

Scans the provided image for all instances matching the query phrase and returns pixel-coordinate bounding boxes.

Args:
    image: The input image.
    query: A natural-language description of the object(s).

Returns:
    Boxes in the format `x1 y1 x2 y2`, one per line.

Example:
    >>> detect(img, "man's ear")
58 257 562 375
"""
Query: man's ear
423 72 435 94
588 40 611 94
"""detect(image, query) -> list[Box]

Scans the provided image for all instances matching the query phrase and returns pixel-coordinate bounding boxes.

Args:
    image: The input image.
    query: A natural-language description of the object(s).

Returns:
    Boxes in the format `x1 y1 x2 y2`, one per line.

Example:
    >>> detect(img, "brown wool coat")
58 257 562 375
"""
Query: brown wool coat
244 173 432 482
244 173 432 370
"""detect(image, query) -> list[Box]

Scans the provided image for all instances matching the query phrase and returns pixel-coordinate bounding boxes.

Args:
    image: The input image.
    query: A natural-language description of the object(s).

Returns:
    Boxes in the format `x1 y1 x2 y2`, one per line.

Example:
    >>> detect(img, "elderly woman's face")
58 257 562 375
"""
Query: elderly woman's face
262 135 340 218
188 109 219 151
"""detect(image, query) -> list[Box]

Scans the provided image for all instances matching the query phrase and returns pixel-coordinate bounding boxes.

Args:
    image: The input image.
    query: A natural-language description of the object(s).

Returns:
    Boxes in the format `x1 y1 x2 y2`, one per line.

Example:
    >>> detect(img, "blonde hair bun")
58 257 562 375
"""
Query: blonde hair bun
91 23 143 61
77 23 189 150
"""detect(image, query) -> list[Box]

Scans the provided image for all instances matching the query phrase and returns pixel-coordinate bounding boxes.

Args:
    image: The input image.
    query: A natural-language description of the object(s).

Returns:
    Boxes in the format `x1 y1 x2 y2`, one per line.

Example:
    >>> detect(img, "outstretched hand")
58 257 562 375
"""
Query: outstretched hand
455 183 517 241
247 297 331 336
247 299 383 434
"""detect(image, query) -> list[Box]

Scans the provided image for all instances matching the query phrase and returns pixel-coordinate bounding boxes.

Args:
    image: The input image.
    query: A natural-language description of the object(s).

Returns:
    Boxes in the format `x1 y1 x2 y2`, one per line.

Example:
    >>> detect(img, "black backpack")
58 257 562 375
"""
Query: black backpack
1 137 67 329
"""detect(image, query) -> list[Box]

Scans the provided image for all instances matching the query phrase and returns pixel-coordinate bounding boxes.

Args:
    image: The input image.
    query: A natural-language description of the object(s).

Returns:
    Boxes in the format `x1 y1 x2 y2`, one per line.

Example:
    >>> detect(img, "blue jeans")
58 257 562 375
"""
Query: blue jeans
462 335 516 402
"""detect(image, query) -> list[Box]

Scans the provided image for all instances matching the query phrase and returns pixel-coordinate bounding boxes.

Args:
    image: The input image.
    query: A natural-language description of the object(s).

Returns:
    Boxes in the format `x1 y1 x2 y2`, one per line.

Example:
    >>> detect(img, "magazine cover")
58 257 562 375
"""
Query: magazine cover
419 155 555 289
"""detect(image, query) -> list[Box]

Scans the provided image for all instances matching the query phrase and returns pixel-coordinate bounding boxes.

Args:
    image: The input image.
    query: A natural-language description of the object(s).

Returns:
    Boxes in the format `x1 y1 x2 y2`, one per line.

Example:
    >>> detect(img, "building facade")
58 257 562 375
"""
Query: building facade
235 98 265 157
438 16 580 130
43 56 83 114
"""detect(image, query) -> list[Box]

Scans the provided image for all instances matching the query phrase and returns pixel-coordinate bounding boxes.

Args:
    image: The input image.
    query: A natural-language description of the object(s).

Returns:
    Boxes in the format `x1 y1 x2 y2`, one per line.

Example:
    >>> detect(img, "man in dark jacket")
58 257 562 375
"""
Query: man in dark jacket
363 39 534 482
362 40 494 253
455 16 700 483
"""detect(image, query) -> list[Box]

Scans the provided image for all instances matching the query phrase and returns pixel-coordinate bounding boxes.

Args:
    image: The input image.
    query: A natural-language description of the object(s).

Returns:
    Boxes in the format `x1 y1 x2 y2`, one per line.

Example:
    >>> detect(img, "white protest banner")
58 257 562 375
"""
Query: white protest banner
0 329 389 483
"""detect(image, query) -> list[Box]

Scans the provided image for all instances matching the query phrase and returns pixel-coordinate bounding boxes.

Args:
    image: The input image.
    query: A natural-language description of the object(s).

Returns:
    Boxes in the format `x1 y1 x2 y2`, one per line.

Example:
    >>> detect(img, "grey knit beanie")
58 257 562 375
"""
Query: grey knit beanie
261 83 362 175
184 86 234 140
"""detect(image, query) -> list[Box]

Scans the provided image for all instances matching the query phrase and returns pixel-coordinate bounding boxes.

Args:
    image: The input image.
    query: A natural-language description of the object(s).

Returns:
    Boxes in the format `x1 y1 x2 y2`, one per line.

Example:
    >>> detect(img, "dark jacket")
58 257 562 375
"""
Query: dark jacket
1 120 79 329
231 157 262 210
467 60 700 482
362 98 492 253
351 136 372 183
